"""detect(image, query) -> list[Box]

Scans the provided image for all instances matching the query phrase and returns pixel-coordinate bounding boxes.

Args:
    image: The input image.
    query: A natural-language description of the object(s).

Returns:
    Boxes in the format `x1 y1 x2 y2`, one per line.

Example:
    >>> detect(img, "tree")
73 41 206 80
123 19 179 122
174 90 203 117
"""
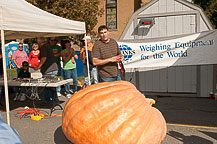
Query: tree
193 0 217 28
26 0 104 36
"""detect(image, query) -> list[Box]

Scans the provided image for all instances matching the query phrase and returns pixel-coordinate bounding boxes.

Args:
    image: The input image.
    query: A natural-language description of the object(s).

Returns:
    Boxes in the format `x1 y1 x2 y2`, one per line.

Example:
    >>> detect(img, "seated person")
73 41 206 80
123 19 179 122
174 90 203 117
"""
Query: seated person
18 61 30 78
14 61 30 101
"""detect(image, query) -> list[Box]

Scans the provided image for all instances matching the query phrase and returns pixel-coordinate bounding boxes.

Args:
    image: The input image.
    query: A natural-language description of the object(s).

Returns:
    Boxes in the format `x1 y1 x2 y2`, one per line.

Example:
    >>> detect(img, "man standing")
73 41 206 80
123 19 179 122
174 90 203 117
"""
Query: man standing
12 43 28 76
34 37 59 104
49 37 62 97
80 36 98 85
92 25 123 82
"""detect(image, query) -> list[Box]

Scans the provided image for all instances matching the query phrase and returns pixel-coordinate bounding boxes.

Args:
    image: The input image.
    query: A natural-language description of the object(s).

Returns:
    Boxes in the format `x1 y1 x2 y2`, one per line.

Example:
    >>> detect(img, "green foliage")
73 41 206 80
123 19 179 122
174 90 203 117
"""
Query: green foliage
193 0 217 28
26 0 104 36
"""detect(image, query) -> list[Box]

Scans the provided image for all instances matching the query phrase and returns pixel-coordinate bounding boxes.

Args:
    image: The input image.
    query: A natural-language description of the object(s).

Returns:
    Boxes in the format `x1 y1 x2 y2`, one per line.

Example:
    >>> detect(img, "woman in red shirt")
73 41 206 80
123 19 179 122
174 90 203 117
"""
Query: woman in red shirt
29 43 40 67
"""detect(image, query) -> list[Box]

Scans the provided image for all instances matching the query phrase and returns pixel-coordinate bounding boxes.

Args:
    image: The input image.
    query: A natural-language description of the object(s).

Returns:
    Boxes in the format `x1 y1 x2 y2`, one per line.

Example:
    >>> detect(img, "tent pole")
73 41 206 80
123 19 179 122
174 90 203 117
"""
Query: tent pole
84 34 91 85
1 29 10 125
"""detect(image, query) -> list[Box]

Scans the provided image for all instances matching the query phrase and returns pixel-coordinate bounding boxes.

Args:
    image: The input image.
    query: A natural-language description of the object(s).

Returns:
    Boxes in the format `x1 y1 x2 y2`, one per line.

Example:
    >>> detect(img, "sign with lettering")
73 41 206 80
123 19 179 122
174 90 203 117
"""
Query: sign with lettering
118 30 217 69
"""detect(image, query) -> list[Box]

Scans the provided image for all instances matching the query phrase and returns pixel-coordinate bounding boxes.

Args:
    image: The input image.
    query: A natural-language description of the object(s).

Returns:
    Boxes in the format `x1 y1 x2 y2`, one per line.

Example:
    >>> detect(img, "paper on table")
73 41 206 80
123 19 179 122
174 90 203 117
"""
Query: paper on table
29 67 42 79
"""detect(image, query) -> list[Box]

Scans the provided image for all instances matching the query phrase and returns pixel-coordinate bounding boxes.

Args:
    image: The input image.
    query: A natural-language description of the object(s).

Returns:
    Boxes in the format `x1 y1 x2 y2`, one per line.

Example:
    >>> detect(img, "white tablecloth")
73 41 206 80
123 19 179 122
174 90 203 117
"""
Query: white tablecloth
0 78 73 87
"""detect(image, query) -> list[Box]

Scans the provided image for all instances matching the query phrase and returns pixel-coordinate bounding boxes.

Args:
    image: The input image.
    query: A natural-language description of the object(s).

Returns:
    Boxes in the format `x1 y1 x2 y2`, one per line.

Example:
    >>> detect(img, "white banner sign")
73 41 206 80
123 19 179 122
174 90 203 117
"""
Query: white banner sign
117 30 217 69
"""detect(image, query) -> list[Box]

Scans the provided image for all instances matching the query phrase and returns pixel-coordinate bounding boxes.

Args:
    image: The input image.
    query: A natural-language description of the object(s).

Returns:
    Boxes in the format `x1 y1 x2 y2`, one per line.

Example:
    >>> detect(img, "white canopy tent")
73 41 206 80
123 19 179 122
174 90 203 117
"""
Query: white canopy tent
0 0 90 125
0 0 86 39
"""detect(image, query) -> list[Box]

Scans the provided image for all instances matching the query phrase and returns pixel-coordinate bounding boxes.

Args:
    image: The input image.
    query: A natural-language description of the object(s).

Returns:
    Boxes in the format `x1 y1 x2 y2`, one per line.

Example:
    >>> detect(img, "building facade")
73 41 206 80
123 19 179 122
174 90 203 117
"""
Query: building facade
94 0 151 39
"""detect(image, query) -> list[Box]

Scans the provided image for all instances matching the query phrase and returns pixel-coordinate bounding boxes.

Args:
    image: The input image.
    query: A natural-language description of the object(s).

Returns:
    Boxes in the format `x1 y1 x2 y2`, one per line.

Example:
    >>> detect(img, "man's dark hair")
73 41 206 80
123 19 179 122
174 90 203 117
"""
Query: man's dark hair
98 25 108 33
22 61 29 66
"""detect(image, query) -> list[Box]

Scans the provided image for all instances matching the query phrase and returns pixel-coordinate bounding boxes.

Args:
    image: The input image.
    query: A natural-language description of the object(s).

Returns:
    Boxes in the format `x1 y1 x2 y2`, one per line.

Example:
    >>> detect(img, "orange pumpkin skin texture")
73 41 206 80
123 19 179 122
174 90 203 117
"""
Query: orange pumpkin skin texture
62 81 167 144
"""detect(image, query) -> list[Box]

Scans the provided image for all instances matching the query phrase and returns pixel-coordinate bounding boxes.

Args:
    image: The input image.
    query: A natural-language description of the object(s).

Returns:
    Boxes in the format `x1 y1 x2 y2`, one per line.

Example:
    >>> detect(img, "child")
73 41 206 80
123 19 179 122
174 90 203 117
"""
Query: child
14 61 30 101
29 43 40 67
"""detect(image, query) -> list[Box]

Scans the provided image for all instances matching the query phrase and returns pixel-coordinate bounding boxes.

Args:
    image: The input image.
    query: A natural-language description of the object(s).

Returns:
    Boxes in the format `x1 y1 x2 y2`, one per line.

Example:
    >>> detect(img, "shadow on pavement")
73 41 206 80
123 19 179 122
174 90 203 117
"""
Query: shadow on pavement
167 131 213 144
0 90 66 111
145 95 217 127
199 130 217 141
54 126 72 144
0 85 81 111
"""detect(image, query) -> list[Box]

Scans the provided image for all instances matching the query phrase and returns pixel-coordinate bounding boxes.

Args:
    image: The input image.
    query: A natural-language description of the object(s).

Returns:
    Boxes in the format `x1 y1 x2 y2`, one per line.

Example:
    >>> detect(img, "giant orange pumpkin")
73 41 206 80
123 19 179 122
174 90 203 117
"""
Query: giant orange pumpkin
62 81 167 144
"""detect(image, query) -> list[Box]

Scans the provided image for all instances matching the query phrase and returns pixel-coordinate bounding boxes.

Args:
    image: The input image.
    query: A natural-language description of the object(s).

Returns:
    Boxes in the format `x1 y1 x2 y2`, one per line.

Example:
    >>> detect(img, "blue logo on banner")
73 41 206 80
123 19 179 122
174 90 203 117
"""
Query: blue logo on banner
119 44 135 62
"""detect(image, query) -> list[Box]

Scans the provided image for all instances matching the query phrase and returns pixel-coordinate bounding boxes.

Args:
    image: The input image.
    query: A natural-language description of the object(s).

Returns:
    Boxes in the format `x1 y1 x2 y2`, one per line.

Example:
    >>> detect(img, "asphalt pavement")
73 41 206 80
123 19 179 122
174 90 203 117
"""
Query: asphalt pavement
150 95 217 144
0 92 217 144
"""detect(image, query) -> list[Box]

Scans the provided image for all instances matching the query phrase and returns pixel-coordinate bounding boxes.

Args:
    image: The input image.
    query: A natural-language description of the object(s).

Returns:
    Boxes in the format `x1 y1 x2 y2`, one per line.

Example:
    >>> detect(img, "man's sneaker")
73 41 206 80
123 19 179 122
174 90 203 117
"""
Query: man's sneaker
19 93 26 101
66 94 72 99
57 93 61 97
69 90 72 93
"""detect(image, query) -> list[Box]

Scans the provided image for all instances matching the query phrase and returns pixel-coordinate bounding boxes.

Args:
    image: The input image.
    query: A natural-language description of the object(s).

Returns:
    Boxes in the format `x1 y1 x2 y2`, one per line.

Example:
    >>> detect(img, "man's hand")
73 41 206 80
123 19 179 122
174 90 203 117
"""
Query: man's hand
74 54 78 59
16 65 21 69
93 55 121 66
34 66 39 71
110 56 121 62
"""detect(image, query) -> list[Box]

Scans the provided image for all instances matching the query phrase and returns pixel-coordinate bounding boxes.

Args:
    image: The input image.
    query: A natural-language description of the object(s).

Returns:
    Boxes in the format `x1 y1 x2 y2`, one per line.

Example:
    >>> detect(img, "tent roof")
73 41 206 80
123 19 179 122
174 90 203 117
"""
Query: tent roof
0 0 86 40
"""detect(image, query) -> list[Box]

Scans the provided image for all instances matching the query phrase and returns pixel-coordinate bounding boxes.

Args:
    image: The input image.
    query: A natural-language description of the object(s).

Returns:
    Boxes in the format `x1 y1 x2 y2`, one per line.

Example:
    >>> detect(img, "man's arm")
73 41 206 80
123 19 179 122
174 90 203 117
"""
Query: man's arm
53 46 62 58
34 57 46 70
25 52 29 61
53 52 61 57
12 59 20 69
93 55 120 66
80 48 85 60
118 54 124 62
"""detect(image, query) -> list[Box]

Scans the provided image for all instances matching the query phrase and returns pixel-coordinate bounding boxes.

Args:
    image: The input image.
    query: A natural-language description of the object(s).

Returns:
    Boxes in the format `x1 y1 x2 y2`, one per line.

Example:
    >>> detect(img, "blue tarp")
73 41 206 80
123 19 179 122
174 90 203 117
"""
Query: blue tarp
75 51 84 76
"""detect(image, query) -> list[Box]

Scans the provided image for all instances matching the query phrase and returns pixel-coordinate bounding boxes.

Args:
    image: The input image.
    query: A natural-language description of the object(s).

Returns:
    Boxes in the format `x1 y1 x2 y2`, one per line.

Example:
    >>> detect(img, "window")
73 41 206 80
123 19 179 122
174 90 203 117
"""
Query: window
106 0 117 29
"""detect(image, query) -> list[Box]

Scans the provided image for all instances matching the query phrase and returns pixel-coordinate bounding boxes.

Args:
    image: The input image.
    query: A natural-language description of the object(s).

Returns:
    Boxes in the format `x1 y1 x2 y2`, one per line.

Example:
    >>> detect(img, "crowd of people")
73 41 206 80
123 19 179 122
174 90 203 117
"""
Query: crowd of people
1 25 124 105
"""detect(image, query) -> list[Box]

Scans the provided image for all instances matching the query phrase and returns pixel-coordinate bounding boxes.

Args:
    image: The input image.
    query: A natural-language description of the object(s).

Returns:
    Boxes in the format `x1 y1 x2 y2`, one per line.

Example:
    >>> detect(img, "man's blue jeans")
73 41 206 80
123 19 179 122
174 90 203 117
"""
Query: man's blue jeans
44 70 59 104
83 65 98 86
99 76 121 82
64 68 77 94
16 68 21 77
56 63 63 94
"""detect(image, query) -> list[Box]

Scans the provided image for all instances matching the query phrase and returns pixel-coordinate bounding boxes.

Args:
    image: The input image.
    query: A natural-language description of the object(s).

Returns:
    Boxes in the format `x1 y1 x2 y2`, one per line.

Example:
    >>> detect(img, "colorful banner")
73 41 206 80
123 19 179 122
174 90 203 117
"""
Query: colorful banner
118 30 217 68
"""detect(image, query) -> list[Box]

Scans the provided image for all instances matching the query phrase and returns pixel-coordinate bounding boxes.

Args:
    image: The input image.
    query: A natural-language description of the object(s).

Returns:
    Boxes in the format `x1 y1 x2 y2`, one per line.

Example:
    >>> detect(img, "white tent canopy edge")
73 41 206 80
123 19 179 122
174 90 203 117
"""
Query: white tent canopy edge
0 0 87 125
0 0 86 40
